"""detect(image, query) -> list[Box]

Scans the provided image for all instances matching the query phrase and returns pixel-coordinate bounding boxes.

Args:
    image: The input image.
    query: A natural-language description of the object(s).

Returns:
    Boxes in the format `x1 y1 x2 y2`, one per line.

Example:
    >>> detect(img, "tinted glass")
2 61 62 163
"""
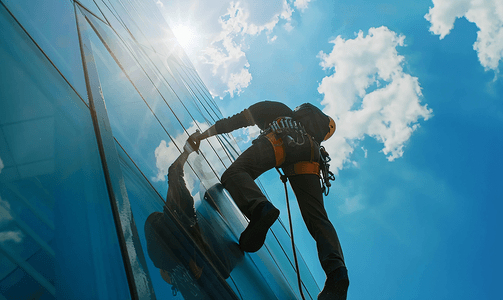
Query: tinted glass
76 0 107 22
0 5 130 299
2 0 88 102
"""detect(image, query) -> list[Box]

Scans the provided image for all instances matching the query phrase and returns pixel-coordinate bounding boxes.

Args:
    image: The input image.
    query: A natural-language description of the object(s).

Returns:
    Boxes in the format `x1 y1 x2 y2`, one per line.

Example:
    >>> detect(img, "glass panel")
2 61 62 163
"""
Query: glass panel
167 59 221 123
83 11 229 193
204 186 303 299
267 221 321 299
2 0 88 103
94 0 181 58
187 68 225 120
117 141 242 299
86 19 182 197
137 44 209 127
180 67 221 122
93 0 154 51
124 43 234 173
118 139 303 299
0 5 130 300
80 2 320 299
160 59 238 172
76 0 107 23
79 8 310 299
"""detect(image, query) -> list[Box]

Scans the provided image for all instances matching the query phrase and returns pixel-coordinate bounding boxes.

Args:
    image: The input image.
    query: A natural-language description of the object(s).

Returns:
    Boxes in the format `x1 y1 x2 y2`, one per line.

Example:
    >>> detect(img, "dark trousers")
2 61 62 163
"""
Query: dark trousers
220 136 345 275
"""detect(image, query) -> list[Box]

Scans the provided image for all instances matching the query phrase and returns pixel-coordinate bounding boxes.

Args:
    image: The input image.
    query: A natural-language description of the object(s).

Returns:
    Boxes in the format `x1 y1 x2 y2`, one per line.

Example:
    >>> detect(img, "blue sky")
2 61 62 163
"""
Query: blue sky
156 0 502 298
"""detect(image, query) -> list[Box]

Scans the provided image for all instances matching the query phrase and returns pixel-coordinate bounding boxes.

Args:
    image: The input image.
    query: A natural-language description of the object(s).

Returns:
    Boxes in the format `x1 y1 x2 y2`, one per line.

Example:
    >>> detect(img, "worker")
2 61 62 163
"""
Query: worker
187 100 349 300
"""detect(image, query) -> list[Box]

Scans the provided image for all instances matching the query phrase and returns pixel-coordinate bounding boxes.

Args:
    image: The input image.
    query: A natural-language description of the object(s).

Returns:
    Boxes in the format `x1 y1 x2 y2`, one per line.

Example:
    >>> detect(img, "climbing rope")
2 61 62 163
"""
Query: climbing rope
276 167 306 300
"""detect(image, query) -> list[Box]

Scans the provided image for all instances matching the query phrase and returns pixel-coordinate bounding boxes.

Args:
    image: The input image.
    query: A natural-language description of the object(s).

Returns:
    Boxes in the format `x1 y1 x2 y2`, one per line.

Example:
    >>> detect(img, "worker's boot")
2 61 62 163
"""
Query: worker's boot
239 201 279 252
318 267 349 300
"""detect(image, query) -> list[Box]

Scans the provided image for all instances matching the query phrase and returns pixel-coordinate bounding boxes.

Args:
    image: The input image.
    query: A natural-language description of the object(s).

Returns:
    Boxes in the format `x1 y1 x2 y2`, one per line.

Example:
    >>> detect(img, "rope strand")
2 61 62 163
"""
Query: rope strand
276 168 306 300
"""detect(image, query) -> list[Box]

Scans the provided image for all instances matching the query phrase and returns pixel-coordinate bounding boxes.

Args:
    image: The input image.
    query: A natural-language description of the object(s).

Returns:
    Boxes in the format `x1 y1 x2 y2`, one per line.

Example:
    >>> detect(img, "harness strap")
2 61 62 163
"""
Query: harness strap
265 132 322 177
282 161 320 177
265 132 286 166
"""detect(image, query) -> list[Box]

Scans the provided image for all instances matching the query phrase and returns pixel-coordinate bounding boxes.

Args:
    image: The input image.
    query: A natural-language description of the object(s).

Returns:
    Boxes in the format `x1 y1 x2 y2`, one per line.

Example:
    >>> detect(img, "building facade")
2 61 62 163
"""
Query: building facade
0 0 320 299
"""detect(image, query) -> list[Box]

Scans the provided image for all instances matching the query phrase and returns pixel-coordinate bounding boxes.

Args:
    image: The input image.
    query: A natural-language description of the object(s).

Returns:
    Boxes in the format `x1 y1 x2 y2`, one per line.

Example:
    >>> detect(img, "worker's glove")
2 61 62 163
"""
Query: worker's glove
184 130 201 154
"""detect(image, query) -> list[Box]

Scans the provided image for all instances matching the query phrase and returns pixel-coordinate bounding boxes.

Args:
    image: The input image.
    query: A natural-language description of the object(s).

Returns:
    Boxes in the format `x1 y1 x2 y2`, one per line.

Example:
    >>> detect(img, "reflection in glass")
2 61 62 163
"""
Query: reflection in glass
2 0 88 102
76 0 108 23
145 149 243 299
84 11 231 194
0 5 129 298
85 19 181 196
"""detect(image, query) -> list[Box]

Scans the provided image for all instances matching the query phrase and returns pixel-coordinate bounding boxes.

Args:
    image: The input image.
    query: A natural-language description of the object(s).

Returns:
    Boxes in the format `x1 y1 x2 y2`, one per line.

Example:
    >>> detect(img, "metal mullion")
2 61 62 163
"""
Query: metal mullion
175 62 221 121
179 67 244 163
176 78 230 168
74 0 109 26
85 13 222 181
171 64 218 123
0 1 88 108
167 59 218 123
6 184 55 231
173 66 240 165
185 67 221 113
107 0 155 52
134 47 234 169
0 244 56 296
179 63 220 118
4 207 55 258
186 67 224 117
138 44 213 132
114 137 204 205
75 5 155 300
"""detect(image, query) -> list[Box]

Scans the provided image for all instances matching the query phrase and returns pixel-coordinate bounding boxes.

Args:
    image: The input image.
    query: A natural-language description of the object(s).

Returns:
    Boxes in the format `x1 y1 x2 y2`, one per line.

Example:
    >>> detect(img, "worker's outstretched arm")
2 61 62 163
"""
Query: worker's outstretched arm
186 107 256 153
198 125 218 141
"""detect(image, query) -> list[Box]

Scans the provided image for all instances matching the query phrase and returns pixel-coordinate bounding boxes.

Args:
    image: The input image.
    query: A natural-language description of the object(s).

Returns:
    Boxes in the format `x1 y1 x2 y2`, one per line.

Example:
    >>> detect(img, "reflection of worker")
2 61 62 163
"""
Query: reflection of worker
145 147 242 299
187 100 349 300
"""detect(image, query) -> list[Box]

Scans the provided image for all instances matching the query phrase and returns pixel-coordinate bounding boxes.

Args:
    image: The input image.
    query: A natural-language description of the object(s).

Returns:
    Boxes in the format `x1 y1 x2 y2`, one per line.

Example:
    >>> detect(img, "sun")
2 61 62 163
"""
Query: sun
171 25 196 51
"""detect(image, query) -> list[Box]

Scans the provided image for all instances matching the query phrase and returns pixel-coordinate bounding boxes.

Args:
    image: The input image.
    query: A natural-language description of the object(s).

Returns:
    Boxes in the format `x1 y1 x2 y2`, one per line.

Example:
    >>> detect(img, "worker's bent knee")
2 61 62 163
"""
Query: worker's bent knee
221 167 241 187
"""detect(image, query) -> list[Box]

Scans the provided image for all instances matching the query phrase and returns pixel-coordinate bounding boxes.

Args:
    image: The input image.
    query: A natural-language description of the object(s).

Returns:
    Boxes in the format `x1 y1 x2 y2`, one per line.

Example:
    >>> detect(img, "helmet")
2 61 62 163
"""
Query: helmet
293 103 336 143
323 116 336 141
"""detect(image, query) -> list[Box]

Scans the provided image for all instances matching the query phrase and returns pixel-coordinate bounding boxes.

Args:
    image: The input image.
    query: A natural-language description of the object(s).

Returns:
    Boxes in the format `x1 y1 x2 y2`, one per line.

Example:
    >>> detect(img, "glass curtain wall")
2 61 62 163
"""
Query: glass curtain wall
0 3 129 299
0 0 320 299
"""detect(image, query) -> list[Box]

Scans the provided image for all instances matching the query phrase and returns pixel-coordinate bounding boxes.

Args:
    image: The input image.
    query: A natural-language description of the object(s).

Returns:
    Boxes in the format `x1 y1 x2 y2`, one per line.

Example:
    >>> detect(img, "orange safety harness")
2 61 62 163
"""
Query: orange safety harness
264 132 287 167
265 128 315 300
263 120 334 300
264 131 321 177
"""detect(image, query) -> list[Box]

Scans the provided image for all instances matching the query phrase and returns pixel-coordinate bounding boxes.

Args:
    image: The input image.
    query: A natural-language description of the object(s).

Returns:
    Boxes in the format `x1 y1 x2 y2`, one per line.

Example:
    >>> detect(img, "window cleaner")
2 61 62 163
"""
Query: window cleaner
188 100 349 300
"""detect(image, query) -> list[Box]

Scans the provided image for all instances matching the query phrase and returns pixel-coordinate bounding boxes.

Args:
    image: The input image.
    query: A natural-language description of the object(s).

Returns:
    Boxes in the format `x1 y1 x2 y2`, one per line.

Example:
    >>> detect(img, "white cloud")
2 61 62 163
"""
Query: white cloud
294 0 312 12
226 67 253 97
200 1 295 98
156 0 164 8
153 139 181 183
361 147 368 158
281 0 295 31
338 195 365 214
425 0 503 71
318 26 432 172
0 231 24 243
0 198 22 245
232 125 261 146
0 197 13 224
0 167 23 244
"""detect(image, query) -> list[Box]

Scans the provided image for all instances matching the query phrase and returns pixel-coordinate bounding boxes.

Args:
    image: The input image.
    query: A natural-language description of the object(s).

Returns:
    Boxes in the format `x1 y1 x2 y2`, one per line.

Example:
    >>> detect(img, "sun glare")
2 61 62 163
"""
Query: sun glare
172 25 196 50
